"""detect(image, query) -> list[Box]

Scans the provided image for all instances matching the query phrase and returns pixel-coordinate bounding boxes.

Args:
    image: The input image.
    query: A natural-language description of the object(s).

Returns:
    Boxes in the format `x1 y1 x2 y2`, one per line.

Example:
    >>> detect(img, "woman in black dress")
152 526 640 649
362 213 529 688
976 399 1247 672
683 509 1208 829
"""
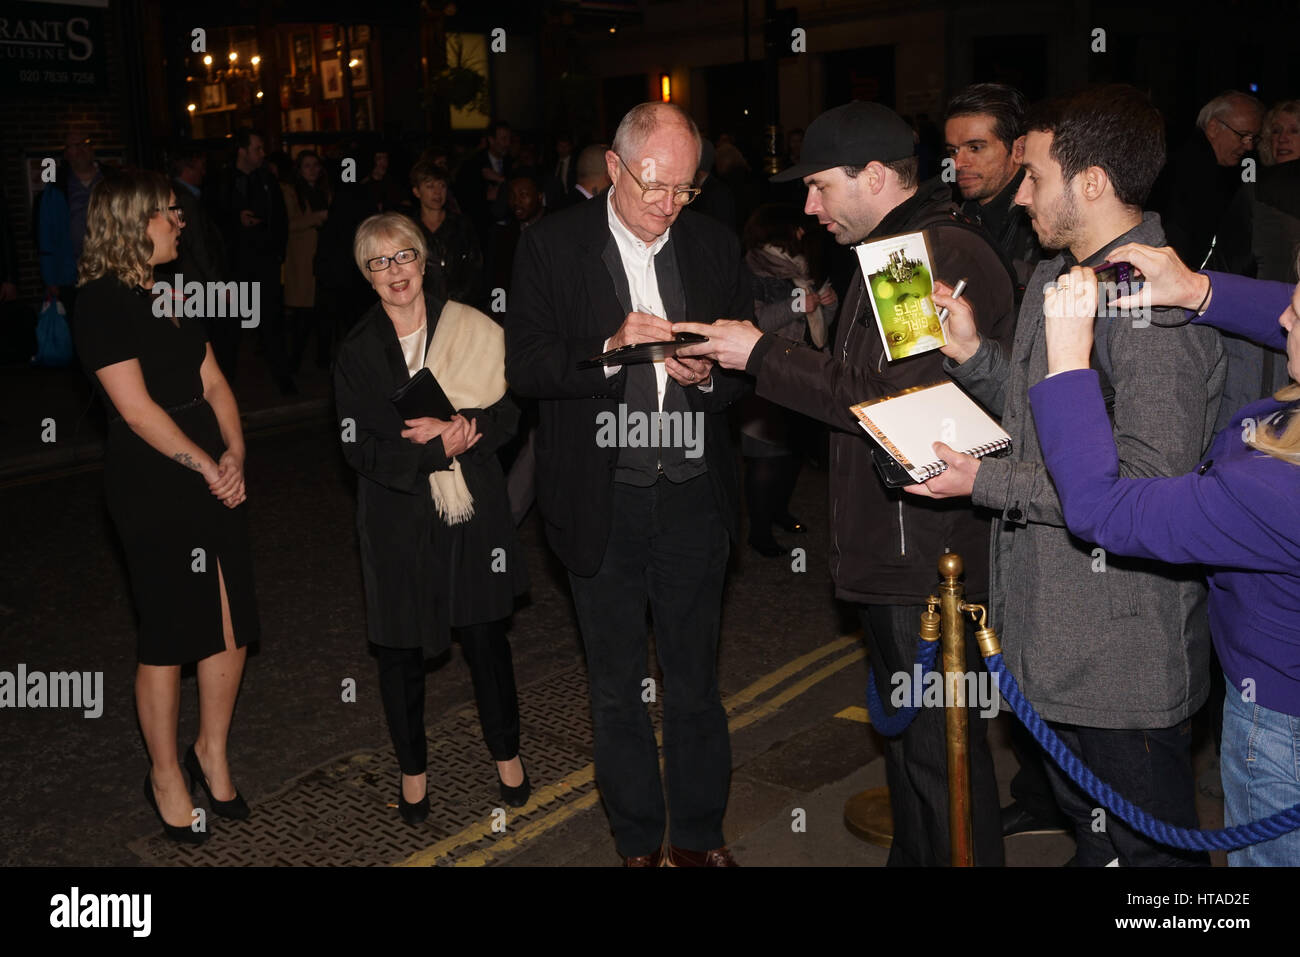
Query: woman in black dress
333 212 529 824
74 170 260 844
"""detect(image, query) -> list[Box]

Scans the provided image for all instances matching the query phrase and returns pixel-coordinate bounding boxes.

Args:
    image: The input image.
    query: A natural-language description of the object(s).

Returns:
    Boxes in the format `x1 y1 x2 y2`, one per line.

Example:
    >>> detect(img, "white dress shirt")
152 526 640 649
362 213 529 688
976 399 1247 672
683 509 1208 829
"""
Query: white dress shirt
604 188 672 410
601 190 714 399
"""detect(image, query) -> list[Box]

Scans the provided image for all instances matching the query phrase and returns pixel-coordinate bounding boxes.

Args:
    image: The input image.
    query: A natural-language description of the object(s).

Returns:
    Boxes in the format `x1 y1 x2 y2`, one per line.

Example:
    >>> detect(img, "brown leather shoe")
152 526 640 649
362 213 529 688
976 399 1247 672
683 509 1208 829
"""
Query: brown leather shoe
623 847 663 867
664 845 738 867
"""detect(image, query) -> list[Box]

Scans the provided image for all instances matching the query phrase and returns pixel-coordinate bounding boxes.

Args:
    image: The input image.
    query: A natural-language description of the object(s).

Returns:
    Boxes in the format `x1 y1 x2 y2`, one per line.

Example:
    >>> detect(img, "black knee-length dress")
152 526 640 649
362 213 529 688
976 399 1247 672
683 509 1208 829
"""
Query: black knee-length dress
74 275 260 665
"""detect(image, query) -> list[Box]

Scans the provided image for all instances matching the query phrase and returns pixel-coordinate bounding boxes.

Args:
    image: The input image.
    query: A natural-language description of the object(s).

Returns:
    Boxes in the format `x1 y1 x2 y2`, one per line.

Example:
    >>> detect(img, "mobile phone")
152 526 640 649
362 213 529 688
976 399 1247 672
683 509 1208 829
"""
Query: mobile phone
1092 261 1144 303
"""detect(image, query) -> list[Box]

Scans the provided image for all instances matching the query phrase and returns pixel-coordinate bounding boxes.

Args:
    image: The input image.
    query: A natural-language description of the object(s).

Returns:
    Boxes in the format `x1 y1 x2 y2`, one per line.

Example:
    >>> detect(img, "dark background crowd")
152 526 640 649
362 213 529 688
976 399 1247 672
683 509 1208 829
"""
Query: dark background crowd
7 87 1296 398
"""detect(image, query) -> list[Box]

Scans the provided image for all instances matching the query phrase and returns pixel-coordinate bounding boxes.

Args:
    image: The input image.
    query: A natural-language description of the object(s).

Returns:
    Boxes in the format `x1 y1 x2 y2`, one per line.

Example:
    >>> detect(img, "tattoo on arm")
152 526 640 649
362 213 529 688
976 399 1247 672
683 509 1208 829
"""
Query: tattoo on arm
172 452 201 472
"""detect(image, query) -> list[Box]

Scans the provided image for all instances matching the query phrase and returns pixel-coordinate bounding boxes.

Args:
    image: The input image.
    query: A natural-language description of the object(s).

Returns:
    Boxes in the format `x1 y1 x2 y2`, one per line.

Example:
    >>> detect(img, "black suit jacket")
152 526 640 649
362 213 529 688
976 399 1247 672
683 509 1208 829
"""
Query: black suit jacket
211 165 288 275
505 193 752 576
456 148 512 226
170 181 227 284
544 154 579 210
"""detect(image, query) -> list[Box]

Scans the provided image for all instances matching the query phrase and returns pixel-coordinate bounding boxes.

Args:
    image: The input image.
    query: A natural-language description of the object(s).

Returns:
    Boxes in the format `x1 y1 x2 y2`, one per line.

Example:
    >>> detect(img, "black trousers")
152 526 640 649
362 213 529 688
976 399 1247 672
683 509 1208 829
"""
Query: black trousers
568 475 731 858
743 452 800 548
1043 720 1209 867
287 305 328 373
1008 721 1065 824
860 604 1005 866
375 619 520 774
252 276 289 383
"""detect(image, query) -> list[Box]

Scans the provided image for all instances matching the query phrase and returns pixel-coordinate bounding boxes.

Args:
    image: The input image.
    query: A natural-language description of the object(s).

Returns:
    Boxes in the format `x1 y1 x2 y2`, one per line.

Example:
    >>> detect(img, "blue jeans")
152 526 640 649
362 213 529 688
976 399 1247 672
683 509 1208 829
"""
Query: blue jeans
1042 720 1208 866
1221 680 1300 866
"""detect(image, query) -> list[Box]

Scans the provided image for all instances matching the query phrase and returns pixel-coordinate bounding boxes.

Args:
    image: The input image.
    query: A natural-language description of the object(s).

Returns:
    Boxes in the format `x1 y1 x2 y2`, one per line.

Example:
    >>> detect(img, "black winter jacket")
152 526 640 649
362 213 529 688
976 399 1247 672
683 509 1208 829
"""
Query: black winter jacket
746 178 1017 603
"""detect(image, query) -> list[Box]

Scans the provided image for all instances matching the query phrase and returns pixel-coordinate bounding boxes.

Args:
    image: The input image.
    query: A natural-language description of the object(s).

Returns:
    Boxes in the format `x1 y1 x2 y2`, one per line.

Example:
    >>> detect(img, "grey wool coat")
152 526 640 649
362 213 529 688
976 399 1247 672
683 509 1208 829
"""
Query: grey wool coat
946 213 1227 729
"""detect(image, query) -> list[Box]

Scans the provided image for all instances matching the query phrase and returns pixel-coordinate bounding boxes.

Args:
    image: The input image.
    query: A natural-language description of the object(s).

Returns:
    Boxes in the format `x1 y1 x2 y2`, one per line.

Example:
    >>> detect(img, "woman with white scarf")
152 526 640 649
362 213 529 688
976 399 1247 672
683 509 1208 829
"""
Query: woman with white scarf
334 213 530 824
738 204 836 556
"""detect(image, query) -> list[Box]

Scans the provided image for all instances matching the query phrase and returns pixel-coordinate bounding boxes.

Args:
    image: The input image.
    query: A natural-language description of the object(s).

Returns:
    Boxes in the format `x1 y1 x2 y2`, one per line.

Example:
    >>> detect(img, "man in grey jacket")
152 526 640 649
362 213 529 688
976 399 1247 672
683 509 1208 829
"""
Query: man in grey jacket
909 85 1226 866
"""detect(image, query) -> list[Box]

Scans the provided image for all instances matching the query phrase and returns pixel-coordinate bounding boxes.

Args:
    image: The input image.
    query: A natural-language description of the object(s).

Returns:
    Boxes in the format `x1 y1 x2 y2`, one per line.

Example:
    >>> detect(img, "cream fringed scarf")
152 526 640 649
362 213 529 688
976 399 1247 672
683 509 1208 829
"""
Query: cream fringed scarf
423 301 507 524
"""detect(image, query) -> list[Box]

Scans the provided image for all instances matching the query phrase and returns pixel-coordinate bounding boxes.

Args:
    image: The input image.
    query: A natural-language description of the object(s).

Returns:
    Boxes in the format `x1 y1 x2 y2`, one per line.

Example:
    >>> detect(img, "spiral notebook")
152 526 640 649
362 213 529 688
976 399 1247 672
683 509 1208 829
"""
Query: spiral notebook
850 381 1011 486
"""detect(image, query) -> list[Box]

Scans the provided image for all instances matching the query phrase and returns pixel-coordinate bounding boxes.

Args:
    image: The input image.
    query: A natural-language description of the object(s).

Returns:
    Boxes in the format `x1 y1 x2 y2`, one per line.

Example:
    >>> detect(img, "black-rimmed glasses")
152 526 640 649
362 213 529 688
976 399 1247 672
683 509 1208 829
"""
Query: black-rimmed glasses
1216 119 1261 146
615 154 701 206
365 248 418 272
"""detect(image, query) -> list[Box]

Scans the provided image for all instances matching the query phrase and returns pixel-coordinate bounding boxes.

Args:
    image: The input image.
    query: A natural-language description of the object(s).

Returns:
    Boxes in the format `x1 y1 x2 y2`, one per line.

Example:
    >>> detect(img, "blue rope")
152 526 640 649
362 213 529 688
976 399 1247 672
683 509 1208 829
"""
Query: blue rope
985 652 1300 851
864 639 940 736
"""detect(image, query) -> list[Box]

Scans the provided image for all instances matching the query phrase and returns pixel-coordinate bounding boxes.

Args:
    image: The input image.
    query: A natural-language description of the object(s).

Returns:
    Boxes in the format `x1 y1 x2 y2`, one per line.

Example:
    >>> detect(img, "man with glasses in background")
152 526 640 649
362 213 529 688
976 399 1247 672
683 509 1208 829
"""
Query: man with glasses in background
1152 90 1264 268
505 102 751 866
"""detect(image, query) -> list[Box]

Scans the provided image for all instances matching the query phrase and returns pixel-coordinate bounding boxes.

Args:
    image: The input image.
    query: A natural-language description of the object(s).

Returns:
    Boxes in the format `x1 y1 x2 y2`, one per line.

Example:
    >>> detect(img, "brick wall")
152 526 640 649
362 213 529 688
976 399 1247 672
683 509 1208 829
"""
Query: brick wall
1 1 131 305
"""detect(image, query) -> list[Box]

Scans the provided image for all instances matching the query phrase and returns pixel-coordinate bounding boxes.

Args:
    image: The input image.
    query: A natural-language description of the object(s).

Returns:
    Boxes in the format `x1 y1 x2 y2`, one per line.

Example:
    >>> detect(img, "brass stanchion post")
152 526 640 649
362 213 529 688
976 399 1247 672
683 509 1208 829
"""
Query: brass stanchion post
938 553 974 867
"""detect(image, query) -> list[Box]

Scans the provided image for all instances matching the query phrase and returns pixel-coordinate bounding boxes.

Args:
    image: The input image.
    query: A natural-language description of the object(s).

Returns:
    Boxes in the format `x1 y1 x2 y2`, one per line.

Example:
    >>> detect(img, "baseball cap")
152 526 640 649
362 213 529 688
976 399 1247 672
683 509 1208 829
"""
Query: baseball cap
771 101 916 182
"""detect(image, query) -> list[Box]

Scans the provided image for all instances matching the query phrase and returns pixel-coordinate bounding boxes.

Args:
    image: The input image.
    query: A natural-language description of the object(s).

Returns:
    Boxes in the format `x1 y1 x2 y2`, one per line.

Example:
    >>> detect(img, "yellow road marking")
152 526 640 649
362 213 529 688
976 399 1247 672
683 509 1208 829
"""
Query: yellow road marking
448 791 605 867
835 705 871 724
397 766 597 866
725 649 864 735
397 634 865 867
722 633 859 715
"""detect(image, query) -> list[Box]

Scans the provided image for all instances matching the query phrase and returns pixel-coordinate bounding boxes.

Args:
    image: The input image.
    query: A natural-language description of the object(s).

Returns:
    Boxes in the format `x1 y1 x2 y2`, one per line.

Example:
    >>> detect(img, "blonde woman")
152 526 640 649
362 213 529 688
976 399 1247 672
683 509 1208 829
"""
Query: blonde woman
333 213 529 824
1260 101 1299 166
1020 242 1300 865
74 169 259 844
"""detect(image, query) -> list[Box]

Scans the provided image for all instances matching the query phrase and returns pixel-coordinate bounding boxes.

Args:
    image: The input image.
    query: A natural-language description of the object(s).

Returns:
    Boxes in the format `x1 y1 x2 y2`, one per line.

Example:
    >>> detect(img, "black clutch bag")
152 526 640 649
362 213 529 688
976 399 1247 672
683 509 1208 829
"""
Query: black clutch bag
390 368 456 420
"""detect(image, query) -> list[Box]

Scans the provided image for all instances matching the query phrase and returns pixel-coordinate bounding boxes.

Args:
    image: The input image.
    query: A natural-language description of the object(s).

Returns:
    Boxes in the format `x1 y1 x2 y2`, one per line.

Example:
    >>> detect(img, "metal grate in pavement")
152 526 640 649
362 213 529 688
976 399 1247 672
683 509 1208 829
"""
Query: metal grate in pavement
127 661 615 866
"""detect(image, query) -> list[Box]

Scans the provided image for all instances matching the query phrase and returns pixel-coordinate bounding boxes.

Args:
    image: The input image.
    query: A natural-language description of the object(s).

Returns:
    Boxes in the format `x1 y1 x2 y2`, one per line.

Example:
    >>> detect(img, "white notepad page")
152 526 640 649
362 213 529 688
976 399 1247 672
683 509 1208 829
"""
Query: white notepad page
851 381 1010 481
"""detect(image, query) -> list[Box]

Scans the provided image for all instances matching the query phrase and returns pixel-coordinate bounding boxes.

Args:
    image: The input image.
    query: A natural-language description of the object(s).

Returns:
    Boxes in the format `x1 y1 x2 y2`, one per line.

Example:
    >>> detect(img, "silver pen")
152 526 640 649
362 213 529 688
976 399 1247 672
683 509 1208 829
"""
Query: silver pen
937 278 968 324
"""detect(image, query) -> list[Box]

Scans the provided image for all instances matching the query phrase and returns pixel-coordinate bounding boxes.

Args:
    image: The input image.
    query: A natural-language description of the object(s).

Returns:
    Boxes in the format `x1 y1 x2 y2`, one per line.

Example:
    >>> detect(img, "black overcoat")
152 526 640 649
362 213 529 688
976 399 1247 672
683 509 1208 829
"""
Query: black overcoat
334 290 528 656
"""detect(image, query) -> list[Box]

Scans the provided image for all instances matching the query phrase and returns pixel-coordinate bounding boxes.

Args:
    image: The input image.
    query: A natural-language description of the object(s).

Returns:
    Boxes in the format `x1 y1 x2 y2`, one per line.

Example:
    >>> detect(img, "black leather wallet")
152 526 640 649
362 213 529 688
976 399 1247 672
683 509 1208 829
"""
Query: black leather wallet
578 332 709 369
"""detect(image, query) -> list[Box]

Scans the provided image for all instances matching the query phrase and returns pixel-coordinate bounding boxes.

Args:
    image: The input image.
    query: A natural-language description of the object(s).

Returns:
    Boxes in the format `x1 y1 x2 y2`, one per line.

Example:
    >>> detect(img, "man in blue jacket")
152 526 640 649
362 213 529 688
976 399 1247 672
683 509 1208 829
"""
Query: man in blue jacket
37 132 103 314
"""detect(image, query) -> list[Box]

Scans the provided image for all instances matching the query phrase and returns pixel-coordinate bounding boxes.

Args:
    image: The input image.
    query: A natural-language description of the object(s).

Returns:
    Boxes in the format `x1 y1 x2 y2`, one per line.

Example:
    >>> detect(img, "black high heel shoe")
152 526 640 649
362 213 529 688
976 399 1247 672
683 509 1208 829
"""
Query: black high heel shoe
184 744 250 820
498 757 531 808
144 771 208 845
398 774 429 825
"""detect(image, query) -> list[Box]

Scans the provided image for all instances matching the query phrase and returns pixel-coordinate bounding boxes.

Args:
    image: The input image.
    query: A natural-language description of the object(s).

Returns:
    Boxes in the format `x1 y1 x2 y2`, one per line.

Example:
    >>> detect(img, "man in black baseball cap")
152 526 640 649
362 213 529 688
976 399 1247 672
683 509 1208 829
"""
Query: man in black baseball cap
676 99 1016 865
773 101 916 180
769 101 920 243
